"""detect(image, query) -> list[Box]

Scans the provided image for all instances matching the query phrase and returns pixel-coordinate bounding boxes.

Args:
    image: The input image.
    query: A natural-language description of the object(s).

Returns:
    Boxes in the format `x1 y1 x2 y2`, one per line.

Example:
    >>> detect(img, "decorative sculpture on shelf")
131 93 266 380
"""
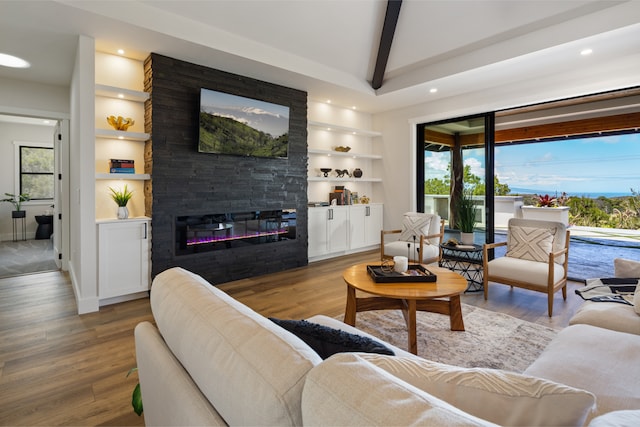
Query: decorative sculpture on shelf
107 115 135 131
335 169 351 178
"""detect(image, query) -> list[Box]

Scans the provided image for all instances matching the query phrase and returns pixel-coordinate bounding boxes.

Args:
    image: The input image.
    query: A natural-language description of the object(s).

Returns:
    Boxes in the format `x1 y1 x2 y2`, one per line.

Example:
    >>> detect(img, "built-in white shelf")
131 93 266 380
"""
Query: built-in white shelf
95 84 149 102
308 177 382 183
95 128 150 141
96 173 151 180
307 148 382 159
308 120 382 137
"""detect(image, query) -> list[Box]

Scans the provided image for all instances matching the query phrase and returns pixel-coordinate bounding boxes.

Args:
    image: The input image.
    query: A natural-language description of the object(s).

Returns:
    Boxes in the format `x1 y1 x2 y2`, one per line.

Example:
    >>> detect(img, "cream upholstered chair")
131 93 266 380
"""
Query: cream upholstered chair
381 212 445 264
483 218 570 317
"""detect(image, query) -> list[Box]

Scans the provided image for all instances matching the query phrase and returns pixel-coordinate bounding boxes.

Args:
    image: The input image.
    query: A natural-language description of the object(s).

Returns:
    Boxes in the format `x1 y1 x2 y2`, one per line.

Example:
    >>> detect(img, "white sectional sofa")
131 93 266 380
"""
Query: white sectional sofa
135 266 640 426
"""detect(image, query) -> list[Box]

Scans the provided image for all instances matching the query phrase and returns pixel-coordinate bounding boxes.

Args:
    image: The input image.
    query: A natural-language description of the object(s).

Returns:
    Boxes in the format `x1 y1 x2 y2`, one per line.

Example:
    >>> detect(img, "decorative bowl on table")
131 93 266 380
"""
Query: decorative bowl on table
334 146 351 152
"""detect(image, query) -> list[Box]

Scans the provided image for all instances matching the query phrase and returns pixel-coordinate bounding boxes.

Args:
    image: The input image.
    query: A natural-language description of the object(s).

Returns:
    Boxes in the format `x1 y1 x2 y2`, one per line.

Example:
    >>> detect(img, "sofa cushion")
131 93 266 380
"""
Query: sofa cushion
525 324 640 423
150 267 322 427
358 353 595 427
570 300 640 335
269 318 394 359
302 353 498 426
588 409 640 427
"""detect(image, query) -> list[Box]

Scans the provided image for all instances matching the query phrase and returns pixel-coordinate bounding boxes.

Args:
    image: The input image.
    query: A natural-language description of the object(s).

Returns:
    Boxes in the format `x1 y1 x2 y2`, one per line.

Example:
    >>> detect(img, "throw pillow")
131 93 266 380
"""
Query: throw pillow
398 214 431 242
614 257 640 278
269 318 394 359
359 354 596 427
506 225 555 263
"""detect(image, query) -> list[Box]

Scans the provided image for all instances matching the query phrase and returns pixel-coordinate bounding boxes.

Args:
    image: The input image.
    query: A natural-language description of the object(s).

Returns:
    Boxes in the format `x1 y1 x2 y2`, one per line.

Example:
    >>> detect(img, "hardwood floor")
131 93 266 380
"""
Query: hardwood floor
0 250 585 426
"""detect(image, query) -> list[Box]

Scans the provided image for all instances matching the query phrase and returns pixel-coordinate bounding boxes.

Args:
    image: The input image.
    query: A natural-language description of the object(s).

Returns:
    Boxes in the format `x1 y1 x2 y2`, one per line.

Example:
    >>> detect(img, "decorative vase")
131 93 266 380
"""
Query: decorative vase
353 168 363 178
460 232 474 245
117 206 129 220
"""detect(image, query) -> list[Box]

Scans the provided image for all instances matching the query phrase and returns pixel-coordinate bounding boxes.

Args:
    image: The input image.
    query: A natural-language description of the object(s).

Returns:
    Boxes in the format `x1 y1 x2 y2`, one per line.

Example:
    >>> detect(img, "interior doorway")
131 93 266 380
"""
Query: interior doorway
0 114 67 279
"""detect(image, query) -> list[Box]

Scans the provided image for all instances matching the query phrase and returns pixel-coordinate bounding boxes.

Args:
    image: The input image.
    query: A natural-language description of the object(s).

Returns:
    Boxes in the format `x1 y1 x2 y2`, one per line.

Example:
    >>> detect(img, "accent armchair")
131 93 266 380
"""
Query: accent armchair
483 218 570 317
381 212 445 264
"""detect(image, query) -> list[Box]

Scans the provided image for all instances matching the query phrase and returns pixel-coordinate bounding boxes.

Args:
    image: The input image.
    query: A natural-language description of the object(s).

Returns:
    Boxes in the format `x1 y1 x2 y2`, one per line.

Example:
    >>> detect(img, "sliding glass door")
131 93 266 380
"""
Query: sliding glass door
416 113 494 244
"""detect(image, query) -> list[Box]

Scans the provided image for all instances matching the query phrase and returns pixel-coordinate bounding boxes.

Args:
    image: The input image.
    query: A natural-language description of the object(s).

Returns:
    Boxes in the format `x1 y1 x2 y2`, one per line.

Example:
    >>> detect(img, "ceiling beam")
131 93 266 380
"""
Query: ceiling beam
371 0 402 90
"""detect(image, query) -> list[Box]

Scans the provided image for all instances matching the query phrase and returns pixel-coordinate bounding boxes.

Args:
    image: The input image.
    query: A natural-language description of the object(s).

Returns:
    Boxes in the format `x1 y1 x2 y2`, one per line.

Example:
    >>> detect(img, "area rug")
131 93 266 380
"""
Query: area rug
347 304 558 373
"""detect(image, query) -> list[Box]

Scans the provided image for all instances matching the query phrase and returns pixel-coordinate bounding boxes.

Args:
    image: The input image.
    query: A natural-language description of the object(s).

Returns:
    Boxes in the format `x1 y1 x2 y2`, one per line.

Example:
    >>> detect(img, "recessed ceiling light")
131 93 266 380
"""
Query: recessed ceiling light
117 49 125 55
0 53 30 68
351 106 356 110
117 93 124 99
326 100 331 104
429 88 438 93
580 48 593 56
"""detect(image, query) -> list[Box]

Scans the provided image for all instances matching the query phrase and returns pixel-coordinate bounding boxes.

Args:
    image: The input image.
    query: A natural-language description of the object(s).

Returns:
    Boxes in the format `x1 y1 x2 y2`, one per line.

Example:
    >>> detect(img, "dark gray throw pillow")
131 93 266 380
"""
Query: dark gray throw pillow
269 318 395 359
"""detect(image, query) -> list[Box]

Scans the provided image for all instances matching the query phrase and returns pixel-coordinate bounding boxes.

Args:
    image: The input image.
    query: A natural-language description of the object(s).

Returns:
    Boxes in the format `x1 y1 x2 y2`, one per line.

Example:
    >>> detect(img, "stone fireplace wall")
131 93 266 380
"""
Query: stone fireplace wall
144 53 308 284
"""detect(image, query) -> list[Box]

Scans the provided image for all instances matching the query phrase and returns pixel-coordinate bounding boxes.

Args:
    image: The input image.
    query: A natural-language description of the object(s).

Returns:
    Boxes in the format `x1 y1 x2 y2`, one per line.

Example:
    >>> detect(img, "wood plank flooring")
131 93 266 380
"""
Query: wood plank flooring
0 250 585 426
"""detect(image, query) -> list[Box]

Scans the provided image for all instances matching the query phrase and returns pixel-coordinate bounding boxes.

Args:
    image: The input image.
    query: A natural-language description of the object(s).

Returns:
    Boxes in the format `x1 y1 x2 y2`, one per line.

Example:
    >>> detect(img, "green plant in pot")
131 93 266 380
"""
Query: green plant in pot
1 193 30 218
456 189 478 245
108 185 133 219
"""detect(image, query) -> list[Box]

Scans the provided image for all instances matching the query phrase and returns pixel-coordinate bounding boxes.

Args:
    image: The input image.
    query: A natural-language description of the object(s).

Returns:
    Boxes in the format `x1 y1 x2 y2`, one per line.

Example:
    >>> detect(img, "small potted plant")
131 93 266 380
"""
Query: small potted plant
1 192 30 218
108 185 133 219
456 189 478 245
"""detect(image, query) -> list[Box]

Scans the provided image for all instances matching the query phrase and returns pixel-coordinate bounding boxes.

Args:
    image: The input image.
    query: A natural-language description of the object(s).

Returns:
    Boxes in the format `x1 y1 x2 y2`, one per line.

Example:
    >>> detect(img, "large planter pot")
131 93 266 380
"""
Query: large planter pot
460 231 474 245
521 206 569 226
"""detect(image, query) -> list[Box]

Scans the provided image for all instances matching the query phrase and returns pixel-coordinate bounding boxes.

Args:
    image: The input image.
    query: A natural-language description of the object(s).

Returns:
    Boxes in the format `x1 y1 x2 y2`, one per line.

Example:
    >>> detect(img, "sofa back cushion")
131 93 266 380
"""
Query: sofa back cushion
150 267 322 426
302 353 498 426
359 353 595 427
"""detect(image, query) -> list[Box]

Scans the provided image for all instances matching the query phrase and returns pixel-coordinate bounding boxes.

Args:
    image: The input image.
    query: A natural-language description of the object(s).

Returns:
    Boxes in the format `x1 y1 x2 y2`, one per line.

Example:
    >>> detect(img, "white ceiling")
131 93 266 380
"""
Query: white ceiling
0 0 639 114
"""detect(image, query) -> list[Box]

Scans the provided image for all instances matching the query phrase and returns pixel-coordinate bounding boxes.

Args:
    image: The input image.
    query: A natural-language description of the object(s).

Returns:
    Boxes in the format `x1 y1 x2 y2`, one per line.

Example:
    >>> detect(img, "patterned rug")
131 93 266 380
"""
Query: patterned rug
349 304 558 373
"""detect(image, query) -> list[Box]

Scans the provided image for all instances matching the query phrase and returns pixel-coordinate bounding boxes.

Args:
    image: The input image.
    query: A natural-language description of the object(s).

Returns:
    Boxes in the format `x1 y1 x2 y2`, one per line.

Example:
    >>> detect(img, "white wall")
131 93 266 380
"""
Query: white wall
68 35 98 314
0 122 56 241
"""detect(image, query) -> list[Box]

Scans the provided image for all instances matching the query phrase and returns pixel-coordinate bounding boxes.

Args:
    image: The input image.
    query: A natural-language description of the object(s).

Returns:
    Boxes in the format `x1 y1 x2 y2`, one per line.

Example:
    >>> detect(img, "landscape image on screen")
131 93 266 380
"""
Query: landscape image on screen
198 88 290 158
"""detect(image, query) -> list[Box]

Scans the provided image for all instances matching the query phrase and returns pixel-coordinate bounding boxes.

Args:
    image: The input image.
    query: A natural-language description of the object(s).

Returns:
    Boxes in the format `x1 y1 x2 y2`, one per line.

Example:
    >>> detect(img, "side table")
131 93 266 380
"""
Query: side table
439 243 483 292
12 210 27 242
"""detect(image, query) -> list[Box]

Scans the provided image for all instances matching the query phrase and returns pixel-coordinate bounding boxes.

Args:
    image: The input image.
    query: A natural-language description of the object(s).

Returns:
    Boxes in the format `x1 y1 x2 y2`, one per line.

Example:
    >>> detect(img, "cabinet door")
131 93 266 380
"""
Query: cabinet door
327 207 349 253
98 221 150 299
349 205 367 249
364 204 383 246
308 207 329 258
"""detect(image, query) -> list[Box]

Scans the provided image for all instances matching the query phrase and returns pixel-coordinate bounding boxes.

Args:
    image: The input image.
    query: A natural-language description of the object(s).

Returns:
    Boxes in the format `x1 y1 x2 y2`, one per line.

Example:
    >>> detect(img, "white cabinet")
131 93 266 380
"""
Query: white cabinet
349 203 383 249
308 204 383 261
308 206 348 259
98 219 151 302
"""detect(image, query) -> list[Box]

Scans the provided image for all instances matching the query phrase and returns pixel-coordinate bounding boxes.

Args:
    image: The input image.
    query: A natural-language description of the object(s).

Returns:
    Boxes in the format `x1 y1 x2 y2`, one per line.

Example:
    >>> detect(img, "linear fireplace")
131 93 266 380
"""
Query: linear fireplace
175 209 296 256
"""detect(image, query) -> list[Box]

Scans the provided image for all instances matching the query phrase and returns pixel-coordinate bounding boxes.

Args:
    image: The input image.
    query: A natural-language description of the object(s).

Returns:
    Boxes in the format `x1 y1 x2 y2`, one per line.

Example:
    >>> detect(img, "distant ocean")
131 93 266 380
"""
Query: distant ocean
508 188 633 198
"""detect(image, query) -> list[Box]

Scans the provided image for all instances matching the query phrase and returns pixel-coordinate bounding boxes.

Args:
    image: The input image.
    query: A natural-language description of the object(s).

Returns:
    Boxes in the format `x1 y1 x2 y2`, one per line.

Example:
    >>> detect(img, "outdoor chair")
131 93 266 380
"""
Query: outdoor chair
483 218 570 317
381 212 444 264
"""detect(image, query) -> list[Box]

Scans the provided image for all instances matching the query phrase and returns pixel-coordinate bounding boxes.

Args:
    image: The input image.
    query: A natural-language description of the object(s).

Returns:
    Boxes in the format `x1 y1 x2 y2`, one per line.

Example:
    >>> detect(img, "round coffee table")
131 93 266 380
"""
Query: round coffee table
343 263 467 355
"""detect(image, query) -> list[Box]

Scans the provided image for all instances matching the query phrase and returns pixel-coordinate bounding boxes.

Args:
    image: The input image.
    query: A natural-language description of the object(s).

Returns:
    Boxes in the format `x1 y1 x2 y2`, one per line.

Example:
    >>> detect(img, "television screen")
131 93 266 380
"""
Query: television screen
198 88 290 159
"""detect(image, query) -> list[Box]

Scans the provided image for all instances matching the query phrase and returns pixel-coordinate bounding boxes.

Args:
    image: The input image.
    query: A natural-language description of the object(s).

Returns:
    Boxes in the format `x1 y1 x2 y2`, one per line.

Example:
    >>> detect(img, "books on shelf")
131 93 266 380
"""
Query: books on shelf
109 158 135 174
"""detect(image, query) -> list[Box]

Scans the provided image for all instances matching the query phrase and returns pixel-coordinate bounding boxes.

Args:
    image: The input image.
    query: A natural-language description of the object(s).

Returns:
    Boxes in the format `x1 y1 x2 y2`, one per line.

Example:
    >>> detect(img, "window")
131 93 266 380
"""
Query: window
17 143 54 200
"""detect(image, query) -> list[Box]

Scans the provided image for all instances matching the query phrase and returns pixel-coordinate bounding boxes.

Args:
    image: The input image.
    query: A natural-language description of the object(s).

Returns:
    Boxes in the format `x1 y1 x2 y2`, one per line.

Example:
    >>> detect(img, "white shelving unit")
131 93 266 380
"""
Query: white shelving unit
94 51 151 305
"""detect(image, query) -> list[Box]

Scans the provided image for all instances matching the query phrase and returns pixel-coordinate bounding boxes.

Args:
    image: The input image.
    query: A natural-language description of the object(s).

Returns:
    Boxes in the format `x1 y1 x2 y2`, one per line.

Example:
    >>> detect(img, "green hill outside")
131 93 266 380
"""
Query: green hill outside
199 112 288 158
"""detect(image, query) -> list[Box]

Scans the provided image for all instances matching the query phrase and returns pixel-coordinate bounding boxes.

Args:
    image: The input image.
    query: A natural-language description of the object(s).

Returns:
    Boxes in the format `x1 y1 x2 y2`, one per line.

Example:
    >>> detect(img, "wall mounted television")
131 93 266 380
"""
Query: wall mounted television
198 88 290 159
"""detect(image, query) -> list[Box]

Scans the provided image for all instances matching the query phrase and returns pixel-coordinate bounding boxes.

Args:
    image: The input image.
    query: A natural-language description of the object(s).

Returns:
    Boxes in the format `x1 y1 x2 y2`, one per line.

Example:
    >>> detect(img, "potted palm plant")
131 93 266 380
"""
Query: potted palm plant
456 189 478 245
108 185 133 219
1 192 30 218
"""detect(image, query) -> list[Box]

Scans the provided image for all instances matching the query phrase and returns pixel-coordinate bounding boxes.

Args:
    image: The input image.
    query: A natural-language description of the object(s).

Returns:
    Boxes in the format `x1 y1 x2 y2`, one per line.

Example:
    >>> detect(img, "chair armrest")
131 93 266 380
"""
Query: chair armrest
483 241 507 250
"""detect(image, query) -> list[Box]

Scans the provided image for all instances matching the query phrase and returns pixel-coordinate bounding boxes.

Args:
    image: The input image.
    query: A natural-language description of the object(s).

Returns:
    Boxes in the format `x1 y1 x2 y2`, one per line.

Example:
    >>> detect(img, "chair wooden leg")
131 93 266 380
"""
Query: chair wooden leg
562 285 567 300
548 292 554 317
483 277 489 301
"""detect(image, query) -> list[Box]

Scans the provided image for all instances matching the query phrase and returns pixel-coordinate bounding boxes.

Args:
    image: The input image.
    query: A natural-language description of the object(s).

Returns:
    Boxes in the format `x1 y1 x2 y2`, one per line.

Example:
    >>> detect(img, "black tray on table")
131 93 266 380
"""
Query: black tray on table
367 264 437 283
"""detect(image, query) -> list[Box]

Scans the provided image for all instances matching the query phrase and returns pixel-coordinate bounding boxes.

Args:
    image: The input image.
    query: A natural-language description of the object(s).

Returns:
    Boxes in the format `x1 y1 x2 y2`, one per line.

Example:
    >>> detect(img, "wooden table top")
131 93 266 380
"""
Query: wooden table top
343 263 467 299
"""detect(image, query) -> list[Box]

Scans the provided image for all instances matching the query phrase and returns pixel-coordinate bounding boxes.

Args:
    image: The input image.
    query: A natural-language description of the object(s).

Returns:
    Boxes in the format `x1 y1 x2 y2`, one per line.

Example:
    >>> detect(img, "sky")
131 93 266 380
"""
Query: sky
200 88 289 137
425 133 640 197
